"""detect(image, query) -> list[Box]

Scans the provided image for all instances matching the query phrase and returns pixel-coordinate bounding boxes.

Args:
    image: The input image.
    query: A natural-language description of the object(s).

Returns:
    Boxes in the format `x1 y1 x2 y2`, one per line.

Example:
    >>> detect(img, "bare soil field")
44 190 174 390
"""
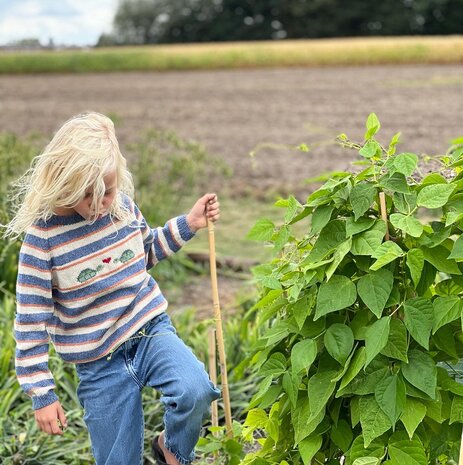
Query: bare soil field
1 65 462 313
1 64 462 197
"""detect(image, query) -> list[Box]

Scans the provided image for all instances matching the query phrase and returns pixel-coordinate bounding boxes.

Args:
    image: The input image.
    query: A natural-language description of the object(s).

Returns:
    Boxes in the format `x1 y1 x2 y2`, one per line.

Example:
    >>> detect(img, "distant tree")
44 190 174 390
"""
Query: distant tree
97 0 463 46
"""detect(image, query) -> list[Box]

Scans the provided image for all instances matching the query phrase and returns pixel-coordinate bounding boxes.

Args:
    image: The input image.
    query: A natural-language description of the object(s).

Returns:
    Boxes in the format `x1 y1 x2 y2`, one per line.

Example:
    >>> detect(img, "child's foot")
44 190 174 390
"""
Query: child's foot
158 431 181 465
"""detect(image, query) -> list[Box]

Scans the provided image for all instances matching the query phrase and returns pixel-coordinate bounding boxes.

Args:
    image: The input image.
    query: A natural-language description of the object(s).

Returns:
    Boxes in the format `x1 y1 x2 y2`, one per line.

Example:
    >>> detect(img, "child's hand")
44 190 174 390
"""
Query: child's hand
34 400 68 435
186 193 220 232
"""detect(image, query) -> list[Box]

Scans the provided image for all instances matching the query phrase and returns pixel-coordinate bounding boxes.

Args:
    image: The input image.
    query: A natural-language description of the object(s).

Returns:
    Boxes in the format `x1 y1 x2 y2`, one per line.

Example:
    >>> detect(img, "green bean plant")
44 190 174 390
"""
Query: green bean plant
241 114 463 464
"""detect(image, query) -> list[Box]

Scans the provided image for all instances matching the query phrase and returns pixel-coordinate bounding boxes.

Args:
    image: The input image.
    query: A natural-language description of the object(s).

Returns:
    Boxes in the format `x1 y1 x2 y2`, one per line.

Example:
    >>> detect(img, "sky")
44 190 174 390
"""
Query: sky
0 0 119 46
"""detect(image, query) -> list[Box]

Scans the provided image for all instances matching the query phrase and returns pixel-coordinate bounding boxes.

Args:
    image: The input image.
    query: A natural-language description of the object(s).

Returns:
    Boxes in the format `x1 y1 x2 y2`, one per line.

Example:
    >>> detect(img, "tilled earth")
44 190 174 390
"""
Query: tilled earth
1 64 462 195
1 64 462 313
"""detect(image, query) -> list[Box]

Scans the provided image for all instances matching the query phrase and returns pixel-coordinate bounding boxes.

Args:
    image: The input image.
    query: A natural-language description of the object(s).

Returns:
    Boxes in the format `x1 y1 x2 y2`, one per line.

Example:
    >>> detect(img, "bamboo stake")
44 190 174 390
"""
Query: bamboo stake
459 427 463 465
207 217 233 437
208 327 219 436
379 192 390 241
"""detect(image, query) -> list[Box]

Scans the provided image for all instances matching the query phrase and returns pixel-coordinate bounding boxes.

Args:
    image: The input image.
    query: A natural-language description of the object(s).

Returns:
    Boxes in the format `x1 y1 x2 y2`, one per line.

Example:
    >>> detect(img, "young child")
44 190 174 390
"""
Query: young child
4 112 221 465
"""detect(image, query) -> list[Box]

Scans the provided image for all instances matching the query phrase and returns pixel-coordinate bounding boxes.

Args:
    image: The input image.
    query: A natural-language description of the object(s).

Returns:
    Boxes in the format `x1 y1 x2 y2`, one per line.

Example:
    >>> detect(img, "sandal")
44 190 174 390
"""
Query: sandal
152 435 168 465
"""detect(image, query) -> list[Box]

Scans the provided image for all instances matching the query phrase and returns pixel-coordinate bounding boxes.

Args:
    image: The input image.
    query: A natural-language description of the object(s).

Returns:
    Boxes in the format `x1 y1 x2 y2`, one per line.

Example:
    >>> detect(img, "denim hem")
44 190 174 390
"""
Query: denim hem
164 435 193 465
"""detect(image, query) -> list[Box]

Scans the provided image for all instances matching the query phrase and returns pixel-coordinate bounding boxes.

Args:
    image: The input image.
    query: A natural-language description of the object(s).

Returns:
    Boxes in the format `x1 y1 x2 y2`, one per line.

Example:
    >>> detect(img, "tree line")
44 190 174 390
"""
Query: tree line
97 0 463 45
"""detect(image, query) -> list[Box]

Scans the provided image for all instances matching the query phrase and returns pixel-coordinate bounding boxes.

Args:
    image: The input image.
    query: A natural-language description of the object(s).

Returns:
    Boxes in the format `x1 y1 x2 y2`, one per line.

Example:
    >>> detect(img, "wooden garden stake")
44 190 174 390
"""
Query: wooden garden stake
208 327 219 435
379 192 390 241
207 217 233 437
459 427 463 465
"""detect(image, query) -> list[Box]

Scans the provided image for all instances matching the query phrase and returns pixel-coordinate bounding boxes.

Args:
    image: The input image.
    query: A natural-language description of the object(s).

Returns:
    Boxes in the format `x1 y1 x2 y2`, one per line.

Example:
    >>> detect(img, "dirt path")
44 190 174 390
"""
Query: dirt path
1 64 462 197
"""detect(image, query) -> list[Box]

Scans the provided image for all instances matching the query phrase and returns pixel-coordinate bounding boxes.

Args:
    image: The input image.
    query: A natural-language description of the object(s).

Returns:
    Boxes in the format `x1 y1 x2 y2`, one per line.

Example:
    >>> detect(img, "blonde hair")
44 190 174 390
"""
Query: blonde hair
3 112 135 238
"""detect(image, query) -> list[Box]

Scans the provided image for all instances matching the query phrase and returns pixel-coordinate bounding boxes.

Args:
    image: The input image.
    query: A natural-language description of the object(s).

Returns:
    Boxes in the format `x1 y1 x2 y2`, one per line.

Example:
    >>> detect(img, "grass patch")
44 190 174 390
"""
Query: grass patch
1 36 463 74
180 194 310 263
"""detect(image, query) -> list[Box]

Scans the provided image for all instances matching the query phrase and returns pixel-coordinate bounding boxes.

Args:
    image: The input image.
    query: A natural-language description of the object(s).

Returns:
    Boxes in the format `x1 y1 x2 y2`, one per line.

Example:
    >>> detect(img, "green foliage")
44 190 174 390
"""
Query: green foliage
242 114 463 464
0 296 94 464
128 127 230 283
104 0 463 45
129 127 230 226
0 133 39 293
196 422 246 465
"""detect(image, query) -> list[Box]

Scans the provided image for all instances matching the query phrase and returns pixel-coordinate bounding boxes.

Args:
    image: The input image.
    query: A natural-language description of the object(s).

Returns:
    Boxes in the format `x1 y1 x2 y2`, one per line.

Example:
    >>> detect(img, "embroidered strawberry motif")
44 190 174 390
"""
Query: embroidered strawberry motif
102 257 111 264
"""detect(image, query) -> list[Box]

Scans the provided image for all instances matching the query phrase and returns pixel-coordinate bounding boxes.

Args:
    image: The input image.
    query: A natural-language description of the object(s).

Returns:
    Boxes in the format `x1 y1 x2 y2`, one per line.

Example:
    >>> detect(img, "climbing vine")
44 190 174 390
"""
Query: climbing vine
242 114 463 464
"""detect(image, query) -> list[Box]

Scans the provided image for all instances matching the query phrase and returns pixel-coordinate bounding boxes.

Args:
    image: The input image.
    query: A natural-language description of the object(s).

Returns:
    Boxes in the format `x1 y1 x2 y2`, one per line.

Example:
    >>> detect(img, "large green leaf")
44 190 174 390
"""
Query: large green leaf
393 192 417 215
449 235 463 259
422 245 461 275
359 396 392 447
393 152 418 177
299 435 323 465
432 295 461 334
339 347 367 392
325 238 352 281
337 356 389 397
263 320 291 346
351 222 387 256
388 431 427 465
360 139 381 158
422 390 447 423
380 318 408 362
401 350 437 399
292 397 325 444
381 172 410 194
450 395 463 424
247 218 275 241
364 113 381 140
357 269 394 318
433 325 458 359
417 183 455 209
315 275 357 320
347 435 386 465
324 323 354 364
365 317 391 368
331 419 353 452
406 249 424 287
400 397 426 439
374 373 406 426
346 217 376 237
370 241 404 271
403 297 433 350
350 184 377 220
291 339 317 374
311 205 334 234
282 371 298 408
309 220 346 262
390 213 423 238
308 370 338 419
259 352 287 377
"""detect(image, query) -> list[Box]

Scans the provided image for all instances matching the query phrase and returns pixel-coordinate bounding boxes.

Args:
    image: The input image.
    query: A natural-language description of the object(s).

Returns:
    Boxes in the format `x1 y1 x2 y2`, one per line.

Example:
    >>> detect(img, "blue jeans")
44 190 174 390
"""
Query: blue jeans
75 313 221 465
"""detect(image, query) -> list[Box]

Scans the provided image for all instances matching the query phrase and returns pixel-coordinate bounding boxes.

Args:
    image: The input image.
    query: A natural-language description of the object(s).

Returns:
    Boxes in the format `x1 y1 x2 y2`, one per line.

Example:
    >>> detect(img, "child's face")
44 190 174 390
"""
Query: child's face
73 169 118 220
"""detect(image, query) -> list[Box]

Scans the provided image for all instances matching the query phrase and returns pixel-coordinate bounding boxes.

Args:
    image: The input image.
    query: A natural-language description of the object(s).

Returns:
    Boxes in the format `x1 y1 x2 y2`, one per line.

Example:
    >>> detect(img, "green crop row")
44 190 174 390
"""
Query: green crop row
1 36 462 74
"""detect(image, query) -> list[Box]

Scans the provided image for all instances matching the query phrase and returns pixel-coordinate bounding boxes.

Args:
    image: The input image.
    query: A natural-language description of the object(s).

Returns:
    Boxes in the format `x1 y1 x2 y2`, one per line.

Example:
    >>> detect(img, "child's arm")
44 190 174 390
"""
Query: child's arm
15 228 67 434
131 193 219 270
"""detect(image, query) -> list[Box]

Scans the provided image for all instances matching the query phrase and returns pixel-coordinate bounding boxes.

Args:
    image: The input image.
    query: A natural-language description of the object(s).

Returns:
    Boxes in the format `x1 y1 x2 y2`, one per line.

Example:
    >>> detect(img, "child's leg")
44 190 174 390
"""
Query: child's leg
134 313 221 465
76 343 144 465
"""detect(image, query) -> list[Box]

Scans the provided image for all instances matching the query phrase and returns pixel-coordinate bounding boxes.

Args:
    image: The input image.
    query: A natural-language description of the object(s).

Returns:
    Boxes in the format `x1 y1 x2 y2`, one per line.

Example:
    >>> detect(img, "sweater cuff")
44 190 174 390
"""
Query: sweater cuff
32 390 59 410
178 215 196 242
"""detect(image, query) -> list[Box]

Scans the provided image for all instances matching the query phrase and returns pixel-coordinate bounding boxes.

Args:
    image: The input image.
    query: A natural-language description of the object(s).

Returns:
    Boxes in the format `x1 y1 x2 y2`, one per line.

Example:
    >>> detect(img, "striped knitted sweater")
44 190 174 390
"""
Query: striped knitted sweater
15 193 195 410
